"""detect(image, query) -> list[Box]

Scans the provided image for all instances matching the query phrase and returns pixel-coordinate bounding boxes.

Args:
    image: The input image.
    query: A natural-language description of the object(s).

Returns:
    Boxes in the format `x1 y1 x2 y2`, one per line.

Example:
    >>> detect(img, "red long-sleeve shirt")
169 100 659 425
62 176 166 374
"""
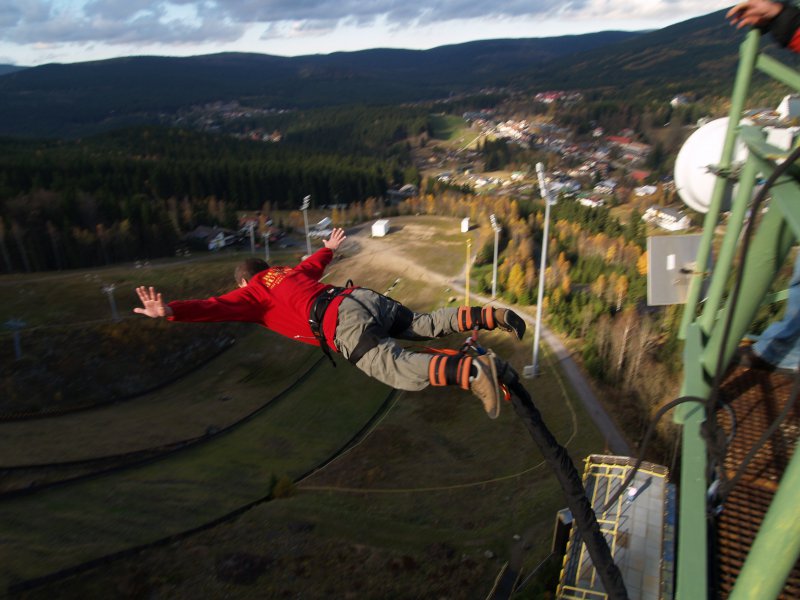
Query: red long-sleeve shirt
167 248 348 350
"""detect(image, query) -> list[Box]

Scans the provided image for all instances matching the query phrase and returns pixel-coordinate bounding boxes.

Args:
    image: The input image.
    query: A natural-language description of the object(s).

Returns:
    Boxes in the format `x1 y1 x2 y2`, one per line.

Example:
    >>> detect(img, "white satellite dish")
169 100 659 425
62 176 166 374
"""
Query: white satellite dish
674 117 749 214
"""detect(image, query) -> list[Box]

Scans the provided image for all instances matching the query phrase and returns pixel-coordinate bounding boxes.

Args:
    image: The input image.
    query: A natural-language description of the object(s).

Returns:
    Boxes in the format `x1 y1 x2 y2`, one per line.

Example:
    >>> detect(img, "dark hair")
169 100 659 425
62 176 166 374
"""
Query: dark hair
234 258 269 284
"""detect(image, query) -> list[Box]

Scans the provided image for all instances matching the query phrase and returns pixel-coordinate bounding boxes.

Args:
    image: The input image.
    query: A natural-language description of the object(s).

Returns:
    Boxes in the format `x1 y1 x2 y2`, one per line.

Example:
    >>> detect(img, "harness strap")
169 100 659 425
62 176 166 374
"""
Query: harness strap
428 354 472 389
457 306 496 331
309 286 348 367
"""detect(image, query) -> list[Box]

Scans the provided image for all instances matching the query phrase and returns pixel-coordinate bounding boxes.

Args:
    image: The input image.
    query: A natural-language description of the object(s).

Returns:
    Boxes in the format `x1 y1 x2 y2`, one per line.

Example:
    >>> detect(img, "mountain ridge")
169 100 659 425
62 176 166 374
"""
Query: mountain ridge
0 10 768 138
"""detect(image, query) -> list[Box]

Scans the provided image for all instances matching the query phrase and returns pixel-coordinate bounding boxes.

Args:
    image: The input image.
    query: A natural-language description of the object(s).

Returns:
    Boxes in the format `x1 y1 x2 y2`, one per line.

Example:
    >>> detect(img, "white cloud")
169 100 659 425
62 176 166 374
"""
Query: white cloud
0 0 736 65
557 0 732 21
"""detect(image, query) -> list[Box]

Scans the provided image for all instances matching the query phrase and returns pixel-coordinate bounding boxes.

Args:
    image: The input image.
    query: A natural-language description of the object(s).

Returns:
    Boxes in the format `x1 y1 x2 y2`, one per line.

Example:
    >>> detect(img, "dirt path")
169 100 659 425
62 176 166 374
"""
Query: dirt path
333 221 463 284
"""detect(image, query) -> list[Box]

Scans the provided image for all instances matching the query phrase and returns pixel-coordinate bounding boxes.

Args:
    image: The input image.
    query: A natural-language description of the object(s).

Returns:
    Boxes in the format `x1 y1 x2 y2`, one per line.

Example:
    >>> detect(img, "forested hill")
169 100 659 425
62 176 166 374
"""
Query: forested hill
522 9 800 98
0 65 25 76
0 32 641 138
0 8 786 139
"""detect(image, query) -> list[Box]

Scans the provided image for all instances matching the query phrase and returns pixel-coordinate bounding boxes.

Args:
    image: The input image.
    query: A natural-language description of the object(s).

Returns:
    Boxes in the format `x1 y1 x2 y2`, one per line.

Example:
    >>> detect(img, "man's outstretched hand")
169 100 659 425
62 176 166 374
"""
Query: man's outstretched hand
324 227 347 251
134 286 173 318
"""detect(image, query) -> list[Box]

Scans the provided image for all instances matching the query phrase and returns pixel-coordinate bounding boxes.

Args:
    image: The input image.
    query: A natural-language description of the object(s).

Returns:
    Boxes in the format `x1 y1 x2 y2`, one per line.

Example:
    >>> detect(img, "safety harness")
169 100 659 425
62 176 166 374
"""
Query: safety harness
308 286 350 367
308 284 414 367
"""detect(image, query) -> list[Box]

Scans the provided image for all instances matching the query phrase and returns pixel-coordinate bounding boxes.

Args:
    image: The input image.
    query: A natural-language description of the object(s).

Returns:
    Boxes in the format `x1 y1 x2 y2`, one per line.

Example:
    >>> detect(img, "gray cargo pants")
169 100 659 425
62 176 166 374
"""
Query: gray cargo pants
333 288 461 391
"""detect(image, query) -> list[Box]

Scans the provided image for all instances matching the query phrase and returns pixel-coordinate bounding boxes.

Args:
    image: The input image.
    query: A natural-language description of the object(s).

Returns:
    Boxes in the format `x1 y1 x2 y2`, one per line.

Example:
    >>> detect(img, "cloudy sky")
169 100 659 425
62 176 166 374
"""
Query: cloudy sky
1 0 735 66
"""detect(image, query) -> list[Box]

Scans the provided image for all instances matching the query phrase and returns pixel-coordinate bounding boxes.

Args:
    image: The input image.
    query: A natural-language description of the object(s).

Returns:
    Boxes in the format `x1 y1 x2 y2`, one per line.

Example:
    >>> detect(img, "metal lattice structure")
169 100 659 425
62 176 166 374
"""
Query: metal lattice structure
676 30 800 599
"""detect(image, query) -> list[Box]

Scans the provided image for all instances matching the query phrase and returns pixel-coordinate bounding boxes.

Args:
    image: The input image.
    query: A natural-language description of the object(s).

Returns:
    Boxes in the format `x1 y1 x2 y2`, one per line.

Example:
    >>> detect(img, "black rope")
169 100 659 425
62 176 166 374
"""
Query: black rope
498 363 629 600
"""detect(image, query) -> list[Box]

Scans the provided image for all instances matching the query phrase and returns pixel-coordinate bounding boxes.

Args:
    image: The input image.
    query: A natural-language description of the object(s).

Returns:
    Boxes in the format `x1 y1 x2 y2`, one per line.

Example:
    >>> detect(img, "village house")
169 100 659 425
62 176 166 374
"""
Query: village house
643 205 691 231
550 179 581 195
635 185 658 197
670 94 692 108
777 94 800 120
593 179 618 195
387 183 418 204
579 196 605 208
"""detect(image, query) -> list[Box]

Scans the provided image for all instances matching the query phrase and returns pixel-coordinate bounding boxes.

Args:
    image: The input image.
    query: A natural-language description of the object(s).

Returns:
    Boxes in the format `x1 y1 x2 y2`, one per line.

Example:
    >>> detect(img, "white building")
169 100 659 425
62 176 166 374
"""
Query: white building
777 94 800 120
643 206 691 231
579 197 605 208
372 219 390 237
594 179 618 195
635 185 658 197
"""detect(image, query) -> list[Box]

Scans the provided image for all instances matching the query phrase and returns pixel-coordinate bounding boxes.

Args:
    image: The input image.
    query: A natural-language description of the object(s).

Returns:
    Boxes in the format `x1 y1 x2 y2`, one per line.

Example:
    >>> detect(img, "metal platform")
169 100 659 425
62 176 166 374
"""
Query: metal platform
715 366 800 599
557 455 674 600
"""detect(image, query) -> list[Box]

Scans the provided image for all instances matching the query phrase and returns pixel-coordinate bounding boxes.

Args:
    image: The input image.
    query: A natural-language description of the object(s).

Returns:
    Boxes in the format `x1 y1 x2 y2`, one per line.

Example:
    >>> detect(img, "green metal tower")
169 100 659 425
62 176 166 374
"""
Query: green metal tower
676 29 800 599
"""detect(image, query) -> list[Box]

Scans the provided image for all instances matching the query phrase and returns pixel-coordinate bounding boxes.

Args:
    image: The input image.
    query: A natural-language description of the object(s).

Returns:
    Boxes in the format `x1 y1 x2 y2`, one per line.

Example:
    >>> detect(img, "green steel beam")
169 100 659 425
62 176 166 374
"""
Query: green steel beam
757 52 800 92
762 288 790 305
675 323 709 599
702 190 796 376
696 156 760 338
768 176 800 240
728 442 800 599
679 30 762 339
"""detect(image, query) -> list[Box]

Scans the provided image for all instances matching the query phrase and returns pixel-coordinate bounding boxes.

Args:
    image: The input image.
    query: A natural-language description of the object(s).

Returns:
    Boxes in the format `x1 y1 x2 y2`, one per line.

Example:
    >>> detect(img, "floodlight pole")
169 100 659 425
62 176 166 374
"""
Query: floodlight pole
528 162 555 378
5 318 25 360
465 238 472 307
102 284 119 321
301 195 312 257
263 233 270 263
490 214 501 299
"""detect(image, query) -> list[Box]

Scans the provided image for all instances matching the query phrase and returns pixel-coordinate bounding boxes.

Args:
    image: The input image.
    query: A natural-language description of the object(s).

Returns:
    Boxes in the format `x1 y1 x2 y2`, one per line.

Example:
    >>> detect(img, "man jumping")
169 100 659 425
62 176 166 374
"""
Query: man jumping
134 227 525 418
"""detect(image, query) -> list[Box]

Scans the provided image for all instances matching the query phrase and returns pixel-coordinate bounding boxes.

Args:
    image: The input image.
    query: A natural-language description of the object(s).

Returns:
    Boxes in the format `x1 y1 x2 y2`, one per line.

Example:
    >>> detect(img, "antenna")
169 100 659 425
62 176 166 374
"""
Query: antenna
490 214 501 299
646 234 709 305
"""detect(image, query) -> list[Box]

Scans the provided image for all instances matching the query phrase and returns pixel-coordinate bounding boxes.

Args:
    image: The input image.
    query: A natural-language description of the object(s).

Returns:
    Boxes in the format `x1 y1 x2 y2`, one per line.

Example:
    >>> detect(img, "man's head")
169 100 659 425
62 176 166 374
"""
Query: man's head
235 258 269 287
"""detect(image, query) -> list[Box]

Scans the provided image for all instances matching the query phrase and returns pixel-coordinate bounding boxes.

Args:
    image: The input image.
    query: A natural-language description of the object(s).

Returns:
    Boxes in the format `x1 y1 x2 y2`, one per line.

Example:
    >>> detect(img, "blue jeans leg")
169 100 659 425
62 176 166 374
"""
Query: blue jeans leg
754 254 800 371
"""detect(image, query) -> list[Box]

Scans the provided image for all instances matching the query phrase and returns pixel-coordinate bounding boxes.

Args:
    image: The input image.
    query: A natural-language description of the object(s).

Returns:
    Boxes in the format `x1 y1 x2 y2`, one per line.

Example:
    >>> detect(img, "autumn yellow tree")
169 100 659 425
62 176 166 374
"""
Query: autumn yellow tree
507 263 527 303
591 273 607 299
614 274 629 311
637 251 649 276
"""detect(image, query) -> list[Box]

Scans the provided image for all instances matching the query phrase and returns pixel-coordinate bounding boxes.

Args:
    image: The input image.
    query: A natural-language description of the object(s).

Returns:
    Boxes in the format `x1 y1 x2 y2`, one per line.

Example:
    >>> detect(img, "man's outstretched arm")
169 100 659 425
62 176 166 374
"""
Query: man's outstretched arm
134 286 174 318
295 227 348 279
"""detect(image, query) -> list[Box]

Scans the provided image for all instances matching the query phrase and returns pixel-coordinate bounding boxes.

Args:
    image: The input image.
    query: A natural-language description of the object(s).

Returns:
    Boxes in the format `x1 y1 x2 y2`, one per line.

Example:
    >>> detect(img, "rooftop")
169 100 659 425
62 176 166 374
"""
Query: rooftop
558 455 674 600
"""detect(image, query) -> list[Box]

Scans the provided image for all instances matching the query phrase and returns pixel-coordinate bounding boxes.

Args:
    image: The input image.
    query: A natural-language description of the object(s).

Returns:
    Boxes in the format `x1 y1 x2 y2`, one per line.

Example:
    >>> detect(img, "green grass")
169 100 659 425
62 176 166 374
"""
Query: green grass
0 247 306 327
12 331 601 598
0 331 319 467
0 360 390 588
428 114 475 145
